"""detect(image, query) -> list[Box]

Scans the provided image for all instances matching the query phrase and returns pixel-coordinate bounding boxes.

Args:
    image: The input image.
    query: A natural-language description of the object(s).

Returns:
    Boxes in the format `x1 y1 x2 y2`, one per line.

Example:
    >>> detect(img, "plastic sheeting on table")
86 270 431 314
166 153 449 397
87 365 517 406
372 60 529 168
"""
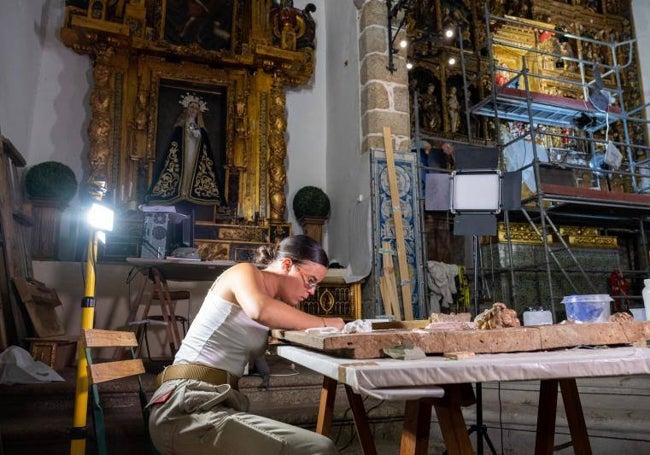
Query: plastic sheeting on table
277 345 650 399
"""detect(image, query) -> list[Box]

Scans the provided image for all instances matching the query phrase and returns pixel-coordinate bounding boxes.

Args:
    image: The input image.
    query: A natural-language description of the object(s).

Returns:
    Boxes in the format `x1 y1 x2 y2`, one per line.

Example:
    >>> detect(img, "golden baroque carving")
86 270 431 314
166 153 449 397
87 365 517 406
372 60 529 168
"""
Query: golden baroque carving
59 1 317 260
563 235 618 249
497 222 551 245
318 289 335 314
88 60 114 180
196 241 230 261
268 72 288 222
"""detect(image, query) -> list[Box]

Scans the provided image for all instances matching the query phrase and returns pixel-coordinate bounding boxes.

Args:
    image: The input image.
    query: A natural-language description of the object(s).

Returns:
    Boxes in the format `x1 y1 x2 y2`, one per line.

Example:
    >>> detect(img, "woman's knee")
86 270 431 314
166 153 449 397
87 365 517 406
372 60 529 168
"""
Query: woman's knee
306 433 339 455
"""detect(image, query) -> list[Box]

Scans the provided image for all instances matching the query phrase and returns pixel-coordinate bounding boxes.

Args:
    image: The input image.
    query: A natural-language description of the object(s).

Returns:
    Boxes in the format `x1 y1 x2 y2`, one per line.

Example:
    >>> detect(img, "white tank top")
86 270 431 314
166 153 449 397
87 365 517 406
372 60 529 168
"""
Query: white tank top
173 287 269 377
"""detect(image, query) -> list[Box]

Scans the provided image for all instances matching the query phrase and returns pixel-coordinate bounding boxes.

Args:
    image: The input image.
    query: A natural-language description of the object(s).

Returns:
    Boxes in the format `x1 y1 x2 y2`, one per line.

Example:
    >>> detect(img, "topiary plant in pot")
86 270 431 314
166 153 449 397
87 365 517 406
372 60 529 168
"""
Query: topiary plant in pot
292 186 330 244
24 161 78 259
25 161 78 205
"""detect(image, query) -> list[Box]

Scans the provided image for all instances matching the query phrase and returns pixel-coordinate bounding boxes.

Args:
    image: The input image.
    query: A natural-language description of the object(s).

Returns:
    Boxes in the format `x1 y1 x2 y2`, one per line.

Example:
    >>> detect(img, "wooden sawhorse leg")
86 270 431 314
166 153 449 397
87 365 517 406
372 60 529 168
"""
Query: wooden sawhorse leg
125 267 182 357
151 270 183 353
314 377 378 455
432 384 475 455
401 398 434 455
345 385 378 455
536 378 592 455
316 376 338 437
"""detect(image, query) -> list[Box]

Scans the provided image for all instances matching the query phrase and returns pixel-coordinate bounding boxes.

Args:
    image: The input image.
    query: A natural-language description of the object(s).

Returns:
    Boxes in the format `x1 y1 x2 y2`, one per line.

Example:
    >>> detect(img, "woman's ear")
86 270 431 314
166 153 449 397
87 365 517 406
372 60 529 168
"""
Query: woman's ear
281 258 293 273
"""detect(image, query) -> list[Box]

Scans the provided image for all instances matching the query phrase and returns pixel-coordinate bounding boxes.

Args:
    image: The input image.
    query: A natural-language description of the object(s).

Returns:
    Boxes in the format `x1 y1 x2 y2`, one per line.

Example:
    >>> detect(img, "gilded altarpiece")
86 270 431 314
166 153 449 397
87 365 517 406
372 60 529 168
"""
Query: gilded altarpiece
408 0 638 144
407 0 642 266
60 0 317 260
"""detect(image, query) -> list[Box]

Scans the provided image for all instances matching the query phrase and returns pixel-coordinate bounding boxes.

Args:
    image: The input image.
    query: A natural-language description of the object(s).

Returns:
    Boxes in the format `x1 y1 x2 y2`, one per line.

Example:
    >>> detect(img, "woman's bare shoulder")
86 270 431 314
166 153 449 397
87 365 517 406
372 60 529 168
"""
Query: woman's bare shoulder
221 262 262 280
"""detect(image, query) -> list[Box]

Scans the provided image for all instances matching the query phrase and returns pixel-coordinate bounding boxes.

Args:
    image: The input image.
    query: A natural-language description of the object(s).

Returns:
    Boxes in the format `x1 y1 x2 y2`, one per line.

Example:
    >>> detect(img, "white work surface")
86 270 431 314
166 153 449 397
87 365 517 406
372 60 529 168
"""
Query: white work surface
276 345 650 398
278 344 650 454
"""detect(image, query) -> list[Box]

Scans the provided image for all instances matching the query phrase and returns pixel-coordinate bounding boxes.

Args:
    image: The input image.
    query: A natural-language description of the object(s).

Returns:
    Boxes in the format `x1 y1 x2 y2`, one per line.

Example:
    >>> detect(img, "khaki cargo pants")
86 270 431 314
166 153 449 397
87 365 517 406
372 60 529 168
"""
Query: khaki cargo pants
148 379 339 455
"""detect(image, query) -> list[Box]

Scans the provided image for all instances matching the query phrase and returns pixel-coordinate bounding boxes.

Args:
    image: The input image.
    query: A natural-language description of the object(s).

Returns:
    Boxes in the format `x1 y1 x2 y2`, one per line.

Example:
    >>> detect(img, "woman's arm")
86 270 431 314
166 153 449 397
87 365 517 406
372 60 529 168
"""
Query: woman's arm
222 263 345 330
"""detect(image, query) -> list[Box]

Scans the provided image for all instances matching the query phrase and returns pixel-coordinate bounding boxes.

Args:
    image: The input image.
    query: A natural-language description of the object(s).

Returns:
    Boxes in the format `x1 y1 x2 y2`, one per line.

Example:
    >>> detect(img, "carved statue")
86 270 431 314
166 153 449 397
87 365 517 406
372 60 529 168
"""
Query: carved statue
447 86 461 133
420 82 440 131
270 1 317 50
146 92 226 206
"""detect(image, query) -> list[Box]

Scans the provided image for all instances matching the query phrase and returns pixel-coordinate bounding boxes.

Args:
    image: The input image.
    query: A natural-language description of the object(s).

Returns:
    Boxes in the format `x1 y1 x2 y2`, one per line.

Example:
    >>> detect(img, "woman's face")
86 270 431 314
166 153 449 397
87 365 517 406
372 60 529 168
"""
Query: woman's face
282 260 328 306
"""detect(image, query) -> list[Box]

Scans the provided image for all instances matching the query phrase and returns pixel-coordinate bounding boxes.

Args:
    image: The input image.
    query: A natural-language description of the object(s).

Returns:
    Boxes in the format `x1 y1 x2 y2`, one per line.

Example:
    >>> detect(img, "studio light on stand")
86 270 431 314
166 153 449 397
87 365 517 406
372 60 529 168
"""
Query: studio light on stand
70 178 114 455
425 145 521 455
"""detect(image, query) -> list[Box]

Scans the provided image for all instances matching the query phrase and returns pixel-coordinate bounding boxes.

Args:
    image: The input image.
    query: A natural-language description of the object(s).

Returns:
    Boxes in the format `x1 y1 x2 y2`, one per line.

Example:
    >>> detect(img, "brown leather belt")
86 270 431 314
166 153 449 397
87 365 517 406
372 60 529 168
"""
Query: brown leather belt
155 363 239 389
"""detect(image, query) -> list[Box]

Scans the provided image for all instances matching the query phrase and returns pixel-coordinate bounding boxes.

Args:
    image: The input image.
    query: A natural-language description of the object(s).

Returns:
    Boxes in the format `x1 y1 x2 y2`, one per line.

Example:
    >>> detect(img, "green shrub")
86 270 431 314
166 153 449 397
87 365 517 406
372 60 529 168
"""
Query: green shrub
292 186 330 219
25 161 78 204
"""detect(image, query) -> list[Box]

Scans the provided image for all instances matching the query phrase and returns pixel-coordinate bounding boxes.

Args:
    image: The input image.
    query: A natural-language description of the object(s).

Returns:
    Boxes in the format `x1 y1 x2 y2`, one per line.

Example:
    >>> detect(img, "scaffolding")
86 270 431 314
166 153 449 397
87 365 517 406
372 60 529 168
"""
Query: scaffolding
460 9 650 320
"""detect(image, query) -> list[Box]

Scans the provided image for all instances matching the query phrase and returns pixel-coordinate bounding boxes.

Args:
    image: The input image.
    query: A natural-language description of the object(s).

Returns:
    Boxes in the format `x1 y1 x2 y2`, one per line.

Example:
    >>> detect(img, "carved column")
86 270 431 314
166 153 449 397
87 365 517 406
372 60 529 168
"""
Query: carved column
87 47 115 182
268 72 288 222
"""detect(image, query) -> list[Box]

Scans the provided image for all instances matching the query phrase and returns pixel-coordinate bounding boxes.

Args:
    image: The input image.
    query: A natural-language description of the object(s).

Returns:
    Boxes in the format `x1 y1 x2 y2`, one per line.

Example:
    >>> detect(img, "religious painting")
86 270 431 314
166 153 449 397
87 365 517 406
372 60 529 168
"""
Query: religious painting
147 80 228 211
164 0 235 51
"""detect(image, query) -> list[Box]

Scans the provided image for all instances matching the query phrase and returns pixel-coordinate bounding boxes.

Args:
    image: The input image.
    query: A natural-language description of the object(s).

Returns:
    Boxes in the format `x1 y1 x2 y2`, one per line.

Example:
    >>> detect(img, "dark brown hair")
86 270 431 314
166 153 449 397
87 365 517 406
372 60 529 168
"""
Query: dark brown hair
255 235 329 267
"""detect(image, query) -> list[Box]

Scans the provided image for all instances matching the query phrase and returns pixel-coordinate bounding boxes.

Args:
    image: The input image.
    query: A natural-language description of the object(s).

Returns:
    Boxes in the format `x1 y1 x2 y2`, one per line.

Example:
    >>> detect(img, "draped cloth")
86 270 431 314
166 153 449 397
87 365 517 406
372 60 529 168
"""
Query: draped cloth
147 125 225 206
426 260 459 313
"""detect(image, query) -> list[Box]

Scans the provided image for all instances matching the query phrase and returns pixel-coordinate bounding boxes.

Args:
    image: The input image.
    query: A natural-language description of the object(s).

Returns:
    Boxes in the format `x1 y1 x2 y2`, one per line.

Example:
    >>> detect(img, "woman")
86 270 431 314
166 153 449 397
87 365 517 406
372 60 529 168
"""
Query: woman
148 235 344 454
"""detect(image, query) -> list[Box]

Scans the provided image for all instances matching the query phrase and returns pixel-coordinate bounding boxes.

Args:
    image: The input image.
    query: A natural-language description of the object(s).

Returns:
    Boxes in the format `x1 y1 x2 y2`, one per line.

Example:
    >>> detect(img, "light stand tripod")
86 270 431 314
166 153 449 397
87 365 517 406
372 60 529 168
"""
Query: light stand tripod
467 234 497 455
424 144 519 455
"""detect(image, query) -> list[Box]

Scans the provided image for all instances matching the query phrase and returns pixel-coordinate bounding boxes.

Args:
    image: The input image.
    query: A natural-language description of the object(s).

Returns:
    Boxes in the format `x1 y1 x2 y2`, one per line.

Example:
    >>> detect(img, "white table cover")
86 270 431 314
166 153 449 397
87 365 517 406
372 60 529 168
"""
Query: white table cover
277 345 650 400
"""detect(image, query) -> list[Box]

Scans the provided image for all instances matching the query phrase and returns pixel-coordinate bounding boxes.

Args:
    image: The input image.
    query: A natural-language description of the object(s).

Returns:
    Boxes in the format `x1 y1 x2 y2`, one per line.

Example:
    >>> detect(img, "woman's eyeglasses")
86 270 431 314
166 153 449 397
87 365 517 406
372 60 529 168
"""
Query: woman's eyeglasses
294 265 319 290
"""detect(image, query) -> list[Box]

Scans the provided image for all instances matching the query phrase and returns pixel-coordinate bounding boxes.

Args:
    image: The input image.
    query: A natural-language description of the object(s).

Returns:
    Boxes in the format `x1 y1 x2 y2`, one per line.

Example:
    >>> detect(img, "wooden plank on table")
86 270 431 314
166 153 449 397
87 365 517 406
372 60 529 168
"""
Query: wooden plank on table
273 322 650 359
538 322 644 350
443 326 542 353
382 127 414 321
372 320 430 330
275 329 446 359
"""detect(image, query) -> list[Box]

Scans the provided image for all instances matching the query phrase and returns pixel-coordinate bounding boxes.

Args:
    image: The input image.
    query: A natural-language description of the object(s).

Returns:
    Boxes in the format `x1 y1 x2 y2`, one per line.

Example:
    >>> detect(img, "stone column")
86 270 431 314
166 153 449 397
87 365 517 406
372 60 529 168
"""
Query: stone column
357 0 411 152
356 0 417 319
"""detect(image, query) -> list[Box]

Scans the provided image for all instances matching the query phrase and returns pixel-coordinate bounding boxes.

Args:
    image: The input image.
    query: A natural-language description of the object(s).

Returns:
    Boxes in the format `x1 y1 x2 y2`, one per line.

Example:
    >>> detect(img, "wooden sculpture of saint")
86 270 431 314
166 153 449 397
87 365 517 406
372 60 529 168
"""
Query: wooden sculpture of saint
146 92 225 207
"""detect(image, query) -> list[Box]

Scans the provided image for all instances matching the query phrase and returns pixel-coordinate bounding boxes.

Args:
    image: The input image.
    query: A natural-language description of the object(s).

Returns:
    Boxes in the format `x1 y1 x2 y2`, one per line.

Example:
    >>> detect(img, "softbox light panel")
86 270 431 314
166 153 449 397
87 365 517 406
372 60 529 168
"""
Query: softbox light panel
454 213 497 236
454 145 499 170
424 173 451 211
451 172 501 213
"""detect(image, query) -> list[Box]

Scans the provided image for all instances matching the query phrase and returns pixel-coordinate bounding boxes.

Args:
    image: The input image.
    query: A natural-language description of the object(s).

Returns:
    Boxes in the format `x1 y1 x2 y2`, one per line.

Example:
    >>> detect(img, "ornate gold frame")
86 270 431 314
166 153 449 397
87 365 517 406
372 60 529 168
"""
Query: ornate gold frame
59 1 316 260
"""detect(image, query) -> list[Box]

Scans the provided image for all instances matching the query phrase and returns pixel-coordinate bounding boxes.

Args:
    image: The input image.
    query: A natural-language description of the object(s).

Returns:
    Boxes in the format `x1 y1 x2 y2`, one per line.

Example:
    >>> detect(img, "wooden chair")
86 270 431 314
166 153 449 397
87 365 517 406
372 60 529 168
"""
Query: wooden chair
81 328 156 455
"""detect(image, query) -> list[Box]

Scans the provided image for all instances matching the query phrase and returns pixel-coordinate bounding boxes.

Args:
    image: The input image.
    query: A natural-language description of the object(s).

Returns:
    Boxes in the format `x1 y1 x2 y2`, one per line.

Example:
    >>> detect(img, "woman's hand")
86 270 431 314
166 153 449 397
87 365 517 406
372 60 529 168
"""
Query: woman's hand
324 317 345 330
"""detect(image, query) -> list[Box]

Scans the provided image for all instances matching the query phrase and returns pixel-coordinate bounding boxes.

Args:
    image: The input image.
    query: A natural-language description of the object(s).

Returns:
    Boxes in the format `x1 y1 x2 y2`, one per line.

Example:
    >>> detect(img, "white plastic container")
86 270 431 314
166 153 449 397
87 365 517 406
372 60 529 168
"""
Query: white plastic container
561 294 612 323
523 310 553 326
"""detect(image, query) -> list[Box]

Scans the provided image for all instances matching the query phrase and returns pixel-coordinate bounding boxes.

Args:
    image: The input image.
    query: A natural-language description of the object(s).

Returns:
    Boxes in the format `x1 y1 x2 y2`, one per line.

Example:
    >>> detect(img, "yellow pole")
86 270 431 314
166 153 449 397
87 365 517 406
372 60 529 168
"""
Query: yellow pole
70 231 98 455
